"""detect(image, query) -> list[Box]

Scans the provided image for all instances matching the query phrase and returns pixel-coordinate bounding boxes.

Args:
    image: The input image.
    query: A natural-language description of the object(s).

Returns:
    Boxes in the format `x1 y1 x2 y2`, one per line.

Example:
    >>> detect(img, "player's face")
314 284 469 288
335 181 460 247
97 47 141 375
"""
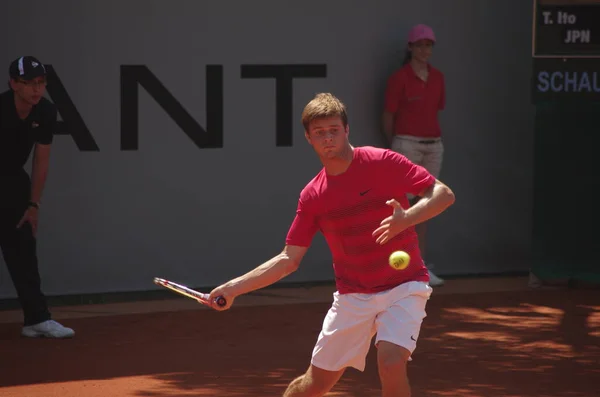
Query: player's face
409 39 434 63
10 76 47 106
305 117 349 159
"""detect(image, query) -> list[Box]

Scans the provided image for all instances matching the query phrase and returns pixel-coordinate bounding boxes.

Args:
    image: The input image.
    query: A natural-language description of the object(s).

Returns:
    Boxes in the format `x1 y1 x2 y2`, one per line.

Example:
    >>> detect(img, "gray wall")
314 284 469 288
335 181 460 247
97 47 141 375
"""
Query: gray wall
0 0 535 298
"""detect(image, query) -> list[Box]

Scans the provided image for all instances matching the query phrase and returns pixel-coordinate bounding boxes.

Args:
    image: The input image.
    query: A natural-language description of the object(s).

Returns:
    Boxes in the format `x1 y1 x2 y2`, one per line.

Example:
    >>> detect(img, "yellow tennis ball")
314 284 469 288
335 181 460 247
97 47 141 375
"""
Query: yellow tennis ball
389 251 410 270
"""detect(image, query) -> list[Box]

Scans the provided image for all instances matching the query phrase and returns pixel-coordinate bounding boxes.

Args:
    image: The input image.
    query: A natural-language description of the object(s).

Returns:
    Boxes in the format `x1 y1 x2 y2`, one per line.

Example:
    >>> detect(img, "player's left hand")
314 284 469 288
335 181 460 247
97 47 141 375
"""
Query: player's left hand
372 199 410 245
17 207 39 236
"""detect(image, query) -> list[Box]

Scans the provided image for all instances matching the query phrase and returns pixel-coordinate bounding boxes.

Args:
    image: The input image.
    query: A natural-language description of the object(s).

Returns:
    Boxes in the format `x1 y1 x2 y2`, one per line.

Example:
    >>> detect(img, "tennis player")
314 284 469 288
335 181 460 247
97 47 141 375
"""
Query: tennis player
209 93 455 396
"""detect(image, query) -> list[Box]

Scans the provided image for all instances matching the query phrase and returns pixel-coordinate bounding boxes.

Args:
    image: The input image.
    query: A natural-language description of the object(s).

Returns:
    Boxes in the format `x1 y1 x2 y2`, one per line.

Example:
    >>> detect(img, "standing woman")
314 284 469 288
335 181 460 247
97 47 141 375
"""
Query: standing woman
382 24 446 286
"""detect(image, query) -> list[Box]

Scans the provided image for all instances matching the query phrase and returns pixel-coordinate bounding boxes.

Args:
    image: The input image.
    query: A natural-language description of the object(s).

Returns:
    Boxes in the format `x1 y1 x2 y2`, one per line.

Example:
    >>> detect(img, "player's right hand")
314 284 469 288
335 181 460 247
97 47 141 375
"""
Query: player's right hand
208 285 235 311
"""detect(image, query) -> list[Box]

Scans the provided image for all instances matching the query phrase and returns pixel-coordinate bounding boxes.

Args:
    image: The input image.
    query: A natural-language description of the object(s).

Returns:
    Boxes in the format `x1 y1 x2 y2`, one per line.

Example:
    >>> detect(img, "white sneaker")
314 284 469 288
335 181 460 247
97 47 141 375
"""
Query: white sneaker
22 320 75 339
427 269 445 287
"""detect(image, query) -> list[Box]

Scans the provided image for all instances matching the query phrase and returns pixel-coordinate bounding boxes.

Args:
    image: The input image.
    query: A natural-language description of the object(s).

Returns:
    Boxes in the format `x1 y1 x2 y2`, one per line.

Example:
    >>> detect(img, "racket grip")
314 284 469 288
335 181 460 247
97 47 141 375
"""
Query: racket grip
214 296 227 307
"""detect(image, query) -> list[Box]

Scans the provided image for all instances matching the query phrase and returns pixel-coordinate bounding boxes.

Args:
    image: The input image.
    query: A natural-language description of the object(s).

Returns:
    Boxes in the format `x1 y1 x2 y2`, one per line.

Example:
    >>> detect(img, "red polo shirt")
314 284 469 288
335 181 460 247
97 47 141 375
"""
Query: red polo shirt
285 146 432 294
384 63 445 138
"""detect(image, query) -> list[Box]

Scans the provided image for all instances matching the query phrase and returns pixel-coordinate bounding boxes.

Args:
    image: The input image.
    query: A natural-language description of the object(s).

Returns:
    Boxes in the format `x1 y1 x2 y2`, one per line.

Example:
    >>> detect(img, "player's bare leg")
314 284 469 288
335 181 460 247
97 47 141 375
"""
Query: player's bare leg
283 364 345 397
377 341 412 397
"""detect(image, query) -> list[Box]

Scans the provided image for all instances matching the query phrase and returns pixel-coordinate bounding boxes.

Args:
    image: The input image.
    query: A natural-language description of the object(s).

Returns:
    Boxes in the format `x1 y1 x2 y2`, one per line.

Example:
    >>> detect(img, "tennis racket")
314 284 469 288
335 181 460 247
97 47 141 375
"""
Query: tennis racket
153 277 227 307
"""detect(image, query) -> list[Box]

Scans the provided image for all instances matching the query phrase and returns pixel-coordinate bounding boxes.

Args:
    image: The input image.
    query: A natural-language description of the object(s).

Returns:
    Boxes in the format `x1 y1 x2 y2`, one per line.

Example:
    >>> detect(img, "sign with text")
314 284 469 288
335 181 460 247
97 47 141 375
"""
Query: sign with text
532 57 600 102
533 0 600 57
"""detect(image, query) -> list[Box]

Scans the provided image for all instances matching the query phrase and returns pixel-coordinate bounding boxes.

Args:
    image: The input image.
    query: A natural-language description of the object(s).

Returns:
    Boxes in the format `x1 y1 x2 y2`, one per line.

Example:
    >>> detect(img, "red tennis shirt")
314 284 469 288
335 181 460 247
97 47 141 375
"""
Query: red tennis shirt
384 63 445 138
285 146 434 294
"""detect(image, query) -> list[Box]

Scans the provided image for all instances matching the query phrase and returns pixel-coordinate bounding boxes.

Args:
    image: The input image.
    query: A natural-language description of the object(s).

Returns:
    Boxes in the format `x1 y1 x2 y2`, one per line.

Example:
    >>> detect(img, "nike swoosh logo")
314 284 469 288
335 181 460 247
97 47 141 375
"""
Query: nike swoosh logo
360 189 371 196
411 336 417 341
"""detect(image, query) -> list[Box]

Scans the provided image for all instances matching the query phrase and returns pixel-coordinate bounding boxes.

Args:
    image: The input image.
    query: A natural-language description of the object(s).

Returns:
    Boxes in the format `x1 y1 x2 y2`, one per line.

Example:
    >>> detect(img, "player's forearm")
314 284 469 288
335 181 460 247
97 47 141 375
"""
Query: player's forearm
405 181 455 227
225 254 299 297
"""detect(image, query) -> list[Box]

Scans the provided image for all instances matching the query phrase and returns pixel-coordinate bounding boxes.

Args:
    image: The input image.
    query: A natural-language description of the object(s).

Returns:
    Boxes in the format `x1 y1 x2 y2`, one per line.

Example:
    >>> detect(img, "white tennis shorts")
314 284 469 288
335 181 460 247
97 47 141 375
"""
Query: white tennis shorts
311 281 432 372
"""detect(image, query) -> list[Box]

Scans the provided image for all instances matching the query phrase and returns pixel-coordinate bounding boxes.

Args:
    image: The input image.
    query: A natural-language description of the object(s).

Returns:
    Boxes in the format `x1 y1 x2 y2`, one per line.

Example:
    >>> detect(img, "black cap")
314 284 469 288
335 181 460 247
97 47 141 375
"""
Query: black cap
9 56 47 81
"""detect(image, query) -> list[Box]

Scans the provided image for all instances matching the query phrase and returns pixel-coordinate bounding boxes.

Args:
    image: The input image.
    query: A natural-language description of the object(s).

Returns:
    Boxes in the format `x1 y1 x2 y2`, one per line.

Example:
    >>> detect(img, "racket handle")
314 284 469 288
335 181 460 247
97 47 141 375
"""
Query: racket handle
199 293 227 307
214 296 227 307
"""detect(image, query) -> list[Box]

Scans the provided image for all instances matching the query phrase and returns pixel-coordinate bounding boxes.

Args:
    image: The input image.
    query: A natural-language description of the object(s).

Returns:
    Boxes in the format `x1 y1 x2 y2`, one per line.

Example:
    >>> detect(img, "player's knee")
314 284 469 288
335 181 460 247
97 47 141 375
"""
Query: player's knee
377 342 410 378
303 381 332 397
290 376 331 397
302 365 343 396
378 354 408 379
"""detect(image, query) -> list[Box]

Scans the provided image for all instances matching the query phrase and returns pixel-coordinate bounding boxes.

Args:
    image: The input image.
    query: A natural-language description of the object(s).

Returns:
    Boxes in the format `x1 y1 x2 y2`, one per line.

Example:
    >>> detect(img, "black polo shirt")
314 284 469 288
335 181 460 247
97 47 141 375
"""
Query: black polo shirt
0 89 56 178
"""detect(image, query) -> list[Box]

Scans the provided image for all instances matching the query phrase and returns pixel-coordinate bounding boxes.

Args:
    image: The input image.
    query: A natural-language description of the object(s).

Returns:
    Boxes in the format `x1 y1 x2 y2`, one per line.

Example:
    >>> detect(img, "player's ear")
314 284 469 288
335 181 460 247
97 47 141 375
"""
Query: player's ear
304 130 312 144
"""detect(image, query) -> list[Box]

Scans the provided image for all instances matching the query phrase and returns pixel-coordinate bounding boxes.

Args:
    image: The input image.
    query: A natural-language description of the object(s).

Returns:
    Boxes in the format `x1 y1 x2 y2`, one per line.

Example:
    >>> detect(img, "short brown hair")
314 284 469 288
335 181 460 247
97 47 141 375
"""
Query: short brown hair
301 93 348 131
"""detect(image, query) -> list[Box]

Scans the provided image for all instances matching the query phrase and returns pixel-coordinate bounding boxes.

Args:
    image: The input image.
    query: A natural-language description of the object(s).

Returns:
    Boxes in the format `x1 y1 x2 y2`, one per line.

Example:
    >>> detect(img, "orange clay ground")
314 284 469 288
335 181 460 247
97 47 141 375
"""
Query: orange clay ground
0 276 598 396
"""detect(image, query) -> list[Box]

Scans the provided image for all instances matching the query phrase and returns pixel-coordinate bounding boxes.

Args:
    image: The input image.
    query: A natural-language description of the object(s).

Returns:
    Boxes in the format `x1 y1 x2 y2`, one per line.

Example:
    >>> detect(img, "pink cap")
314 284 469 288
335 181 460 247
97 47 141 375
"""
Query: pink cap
408 24 436 44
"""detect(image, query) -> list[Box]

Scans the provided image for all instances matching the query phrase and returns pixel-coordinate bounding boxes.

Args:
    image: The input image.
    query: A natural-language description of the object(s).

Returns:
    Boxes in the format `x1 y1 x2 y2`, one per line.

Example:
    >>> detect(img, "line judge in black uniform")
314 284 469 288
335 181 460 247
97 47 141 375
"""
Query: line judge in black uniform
0 56 74 338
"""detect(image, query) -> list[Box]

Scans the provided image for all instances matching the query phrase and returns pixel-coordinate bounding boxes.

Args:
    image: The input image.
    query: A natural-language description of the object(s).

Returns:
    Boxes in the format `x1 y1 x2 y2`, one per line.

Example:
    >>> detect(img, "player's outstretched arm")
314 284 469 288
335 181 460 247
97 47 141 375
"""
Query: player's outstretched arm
207 245 308 310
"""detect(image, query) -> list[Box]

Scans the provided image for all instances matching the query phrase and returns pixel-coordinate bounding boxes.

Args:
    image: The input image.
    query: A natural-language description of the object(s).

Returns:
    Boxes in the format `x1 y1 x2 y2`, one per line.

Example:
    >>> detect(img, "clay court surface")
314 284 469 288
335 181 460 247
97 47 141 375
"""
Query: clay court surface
0 276 598 396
